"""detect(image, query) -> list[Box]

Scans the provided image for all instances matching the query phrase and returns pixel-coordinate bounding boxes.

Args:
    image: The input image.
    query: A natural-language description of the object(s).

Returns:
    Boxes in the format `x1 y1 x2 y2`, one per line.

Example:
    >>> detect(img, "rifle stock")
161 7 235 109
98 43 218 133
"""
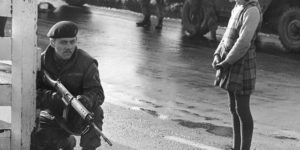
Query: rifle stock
43 70 113 146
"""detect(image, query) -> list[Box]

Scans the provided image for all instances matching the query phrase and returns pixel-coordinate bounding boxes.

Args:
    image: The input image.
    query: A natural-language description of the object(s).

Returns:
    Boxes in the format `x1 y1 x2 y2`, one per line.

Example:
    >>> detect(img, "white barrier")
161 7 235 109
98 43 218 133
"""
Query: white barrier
0 0 38 149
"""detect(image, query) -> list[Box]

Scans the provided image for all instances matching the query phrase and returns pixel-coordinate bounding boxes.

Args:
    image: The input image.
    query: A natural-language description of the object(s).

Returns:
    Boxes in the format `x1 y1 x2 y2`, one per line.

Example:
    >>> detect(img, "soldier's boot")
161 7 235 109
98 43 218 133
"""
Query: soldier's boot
61 135 76 150
155 17 163 30
81 147 96 150
136 15 151 27
67 136 76 150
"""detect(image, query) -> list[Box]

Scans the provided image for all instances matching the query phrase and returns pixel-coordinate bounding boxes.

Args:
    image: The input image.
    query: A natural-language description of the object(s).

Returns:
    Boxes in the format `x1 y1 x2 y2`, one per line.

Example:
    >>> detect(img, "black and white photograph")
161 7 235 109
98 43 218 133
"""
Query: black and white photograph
0 0 300 149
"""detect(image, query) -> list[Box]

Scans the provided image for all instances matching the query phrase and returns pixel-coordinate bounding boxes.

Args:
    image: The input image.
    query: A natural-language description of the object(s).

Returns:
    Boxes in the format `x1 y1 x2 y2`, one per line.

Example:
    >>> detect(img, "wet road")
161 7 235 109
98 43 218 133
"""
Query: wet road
36 1 300 149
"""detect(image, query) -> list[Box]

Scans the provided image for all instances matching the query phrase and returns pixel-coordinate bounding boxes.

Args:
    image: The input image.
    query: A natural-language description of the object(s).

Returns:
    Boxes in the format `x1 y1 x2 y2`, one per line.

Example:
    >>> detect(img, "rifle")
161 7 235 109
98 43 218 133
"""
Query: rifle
43 70 113 146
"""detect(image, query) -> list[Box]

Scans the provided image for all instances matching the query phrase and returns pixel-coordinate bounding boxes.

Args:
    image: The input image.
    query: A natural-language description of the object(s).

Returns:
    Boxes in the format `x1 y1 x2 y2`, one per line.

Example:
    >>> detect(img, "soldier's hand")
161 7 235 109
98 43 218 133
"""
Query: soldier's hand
51 92 65 107
51 92 61 101
36 89 63 108
76 95 93 110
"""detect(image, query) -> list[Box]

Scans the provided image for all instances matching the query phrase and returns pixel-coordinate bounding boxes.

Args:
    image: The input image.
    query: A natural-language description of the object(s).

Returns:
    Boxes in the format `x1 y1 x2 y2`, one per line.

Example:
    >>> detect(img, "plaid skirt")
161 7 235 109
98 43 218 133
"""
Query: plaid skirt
215 47 256 95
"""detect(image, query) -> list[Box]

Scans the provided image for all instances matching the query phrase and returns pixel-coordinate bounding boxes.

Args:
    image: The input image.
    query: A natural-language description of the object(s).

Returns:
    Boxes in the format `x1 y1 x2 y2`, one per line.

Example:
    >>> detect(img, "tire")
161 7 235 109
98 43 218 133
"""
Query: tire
278 7 300 52
64 0 86 6
0 17 7 37
181 0 208 37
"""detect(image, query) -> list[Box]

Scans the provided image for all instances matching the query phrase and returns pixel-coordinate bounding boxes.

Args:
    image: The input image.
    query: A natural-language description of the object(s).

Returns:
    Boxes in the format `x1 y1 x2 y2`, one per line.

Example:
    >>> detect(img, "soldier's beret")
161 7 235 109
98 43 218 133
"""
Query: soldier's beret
47 21 78 38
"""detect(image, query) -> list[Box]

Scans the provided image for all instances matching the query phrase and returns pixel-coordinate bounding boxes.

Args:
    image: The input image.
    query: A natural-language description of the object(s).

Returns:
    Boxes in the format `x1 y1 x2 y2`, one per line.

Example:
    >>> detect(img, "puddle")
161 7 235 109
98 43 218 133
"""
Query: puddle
172 119 232 138
274 135 299 141
175 101 197 109
136 107 169 120
177 109 220 121
187 106 195 109
140 108 159 117
175 101 184 105
138 99 163 108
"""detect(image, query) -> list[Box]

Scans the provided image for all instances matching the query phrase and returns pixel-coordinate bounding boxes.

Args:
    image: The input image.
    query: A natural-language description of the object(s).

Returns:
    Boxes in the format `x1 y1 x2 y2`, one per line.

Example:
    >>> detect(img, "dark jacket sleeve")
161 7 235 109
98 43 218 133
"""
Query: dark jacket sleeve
36 70 64 109
82 63 105 107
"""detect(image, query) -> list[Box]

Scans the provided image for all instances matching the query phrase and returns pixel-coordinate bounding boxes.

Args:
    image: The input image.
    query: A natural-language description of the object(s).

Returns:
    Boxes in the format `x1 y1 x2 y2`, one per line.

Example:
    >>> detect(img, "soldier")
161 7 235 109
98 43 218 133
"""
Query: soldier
181 0 218 40
31 21 105 150
212 0 262 149
200 0 218 41
136 0 165 30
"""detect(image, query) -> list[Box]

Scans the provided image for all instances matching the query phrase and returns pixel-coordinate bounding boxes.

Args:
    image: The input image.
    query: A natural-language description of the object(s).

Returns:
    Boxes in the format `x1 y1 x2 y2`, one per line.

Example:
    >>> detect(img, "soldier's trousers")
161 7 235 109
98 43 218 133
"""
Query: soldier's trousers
139 0 165 18
30 106 104 150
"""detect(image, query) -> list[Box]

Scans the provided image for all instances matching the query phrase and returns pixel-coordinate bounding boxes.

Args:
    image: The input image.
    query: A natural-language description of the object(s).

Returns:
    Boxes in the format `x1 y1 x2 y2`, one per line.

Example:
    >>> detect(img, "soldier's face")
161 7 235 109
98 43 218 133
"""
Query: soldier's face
51 37 77 60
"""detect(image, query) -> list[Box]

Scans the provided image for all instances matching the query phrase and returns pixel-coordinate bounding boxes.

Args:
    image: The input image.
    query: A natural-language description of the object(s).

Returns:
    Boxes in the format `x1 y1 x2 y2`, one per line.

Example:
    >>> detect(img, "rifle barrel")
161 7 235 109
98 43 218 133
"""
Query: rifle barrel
92 122 113 146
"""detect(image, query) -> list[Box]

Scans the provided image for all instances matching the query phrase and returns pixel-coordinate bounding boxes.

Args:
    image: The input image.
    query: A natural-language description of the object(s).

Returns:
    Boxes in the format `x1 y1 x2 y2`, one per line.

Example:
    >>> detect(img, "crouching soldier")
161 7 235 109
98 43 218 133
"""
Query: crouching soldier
31 21 105 150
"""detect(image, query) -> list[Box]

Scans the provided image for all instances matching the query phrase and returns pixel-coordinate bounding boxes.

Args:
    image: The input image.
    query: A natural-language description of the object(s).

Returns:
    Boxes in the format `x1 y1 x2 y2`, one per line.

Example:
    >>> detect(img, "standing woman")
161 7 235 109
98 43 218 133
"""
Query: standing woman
212 0 262 150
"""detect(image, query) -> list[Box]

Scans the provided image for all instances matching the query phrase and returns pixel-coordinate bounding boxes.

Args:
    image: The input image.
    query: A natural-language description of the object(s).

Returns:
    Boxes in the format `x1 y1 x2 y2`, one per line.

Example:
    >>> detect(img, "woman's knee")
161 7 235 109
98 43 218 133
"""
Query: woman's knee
229 103 237 115
235 94 251 116
227 92 237 114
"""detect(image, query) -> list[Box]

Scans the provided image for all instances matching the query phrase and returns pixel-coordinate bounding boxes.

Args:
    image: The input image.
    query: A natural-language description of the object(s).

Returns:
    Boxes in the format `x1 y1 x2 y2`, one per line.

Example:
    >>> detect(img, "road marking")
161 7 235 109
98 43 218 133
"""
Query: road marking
165 136 222 150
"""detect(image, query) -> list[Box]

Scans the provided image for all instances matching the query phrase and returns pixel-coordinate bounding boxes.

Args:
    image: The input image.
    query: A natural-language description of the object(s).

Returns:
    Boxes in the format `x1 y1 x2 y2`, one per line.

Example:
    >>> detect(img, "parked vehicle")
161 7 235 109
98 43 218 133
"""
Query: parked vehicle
182 0 300 52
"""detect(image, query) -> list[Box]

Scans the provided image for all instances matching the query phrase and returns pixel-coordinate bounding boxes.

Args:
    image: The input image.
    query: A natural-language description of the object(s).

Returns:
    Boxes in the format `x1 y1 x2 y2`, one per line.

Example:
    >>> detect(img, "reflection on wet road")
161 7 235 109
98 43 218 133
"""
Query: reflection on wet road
37 2 300 148
172 119 232 138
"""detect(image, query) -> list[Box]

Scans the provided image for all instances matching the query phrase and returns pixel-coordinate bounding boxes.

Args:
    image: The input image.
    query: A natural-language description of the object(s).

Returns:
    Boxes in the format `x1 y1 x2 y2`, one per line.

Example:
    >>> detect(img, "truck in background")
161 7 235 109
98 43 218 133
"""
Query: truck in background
63 0 87 6
182 0 300 52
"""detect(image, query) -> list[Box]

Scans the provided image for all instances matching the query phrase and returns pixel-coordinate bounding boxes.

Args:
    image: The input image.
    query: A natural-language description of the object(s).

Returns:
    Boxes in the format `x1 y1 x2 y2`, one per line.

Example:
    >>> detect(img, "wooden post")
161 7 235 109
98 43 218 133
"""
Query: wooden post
0 0 12 60
11 0 37 149
0 0 12 149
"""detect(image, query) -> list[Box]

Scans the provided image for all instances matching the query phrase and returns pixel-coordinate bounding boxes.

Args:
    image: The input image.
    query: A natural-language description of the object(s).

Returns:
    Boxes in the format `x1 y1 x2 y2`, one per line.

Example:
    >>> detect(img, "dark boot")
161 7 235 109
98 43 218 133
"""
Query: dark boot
155 17 163 30
81 147 96 150
136 15 151 27
62 135 76 150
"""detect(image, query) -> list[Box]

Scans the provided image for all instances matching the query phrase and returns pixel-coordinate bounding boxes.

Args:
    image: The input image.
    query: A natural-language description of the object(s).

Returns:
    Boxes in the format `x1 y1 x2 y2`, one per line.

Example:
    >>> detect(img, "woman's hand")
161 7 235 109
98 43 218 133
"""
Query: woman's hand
212 54 221 70
215 61 230 71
